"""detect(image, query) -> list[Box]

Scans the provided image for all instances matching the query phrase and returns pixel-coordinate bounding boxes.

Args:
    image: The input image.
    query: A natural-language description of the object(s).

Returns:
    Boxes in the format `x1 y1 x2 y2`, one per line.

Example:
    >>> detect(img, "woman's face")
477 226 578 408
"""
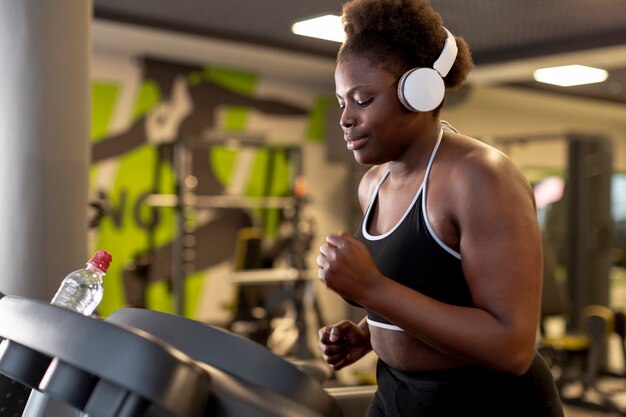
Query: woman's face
334 57 419 165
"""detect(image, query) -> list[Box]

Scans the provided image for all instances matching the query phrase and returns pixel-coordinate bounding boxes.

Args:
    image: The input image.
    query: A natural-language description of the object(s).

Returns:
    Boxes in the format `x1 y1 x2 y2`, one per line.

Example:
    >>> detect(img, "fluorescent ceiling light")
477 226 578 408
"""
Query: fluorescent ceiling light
533 64 608 87
292 15 345 43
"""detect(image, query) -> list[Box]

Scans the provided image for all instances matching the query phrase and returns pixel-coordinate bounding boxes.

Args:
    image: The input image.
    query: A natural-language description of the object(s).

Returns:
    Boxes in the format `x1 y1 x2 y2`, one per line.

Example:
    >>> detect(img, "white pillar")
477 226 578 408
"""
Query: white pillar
0 0 92 299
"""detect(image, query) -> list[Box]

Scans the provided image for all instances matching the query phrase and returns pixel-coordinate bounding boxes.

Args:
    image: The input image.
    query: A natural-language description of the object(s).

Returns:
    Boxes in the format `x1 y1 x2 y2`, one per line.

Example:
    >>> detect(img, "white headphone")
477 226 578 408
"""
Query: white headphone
397 27 458 112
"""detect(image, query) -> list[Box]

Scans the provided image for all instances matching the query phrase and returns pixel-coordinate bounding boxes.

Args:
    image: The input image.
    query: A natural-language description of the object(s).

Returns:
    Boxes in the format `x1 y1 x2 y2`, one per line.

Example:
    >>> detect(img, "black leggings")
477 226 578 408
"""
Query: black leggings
366 353 564 417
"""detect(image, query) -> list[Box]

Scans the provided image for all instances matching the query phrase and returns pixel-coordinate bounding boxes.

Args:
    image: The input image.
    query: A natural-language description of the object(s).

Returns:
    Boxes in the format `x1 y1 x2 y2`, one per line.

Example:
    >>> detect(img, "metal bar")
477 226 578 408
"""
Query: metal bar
146 194 297 209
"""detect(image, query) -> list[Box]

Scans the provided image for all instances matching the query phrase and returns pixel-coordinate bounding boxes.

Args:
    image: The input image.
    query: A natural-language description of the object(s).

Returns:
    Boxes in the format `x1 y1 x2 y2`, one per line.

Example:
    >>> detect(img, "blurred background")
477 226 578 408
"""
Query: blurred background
1 1 626 414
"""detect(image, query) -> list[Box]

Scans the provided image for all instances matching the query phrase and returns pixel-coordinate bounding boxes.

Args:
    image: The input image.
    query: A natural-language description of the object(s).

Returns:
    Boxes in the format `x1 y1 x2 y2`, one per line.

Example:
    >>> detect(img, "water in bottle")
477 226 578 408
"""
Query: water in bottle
50 249 112 316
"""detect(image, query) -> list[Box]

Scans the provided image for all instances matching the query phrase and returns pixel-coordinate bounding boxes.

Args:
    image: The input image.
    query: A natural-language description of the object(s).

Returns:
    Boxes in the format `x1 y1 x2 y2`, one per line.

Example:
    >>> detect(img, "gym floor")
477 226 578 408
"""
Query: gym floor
560 377 626 416
564 406 622 416
559 272 626 417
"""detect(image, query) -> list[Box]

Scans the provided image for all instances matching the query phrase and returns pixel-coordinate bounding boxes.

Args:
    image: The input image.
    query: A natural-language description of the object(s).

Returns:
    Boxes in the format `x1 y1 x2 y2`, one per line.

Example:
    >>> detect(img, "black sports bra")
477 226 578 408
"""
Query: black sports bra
353 125 473 331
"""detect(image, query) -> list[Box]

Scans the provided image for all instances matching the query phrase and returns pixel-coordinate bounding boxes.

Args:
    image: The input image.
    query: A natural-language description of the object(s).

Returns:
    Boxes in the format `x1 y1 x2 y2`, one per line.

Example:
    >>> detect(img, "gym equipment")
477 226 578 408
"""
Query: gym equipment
106 307 378 417
105 307 342 417
136 136 303 317
540 305 626 415
325 386 377 417
614 309 626 376
397 27 458 112
0 291 32 417
0 295 210 417
0 295 331 417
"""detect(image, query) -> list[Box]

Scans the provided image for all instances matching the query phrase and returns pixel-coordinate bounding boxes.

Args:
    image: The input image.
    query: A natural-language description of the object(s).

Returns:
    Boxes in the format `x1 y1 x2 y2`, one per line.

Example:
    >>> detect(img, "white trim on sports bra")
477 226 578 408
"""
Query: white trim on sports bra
367 318 404 331
363 123 462 332
361 129 442 241
361 170 420 241
361 126 457 263
422 127 462 260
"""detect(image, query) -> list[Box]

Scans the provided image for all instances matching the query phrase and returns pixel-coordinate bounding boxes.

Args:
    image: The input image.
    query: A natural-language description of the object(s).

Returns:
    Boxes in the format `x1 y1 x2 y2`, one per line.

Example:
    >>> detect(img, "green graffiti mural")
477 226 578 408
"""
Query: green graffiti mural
90 58 317 320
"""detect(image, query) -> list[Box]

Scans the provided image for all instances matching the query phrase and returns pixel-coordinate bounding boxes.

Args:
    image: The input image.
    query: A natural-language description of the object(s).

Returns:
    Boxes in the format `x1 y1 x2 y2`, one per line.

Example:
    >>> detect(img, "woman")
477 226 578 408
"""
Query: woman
316 0 564 416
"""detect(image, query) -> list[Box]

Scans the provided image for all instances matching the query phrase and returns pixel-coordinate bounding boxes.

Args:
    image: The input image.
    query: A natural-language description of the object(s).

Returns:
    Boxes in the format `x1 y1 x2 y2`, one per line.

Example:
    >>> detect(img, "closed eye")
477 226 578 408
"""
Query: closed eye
357 98 374 107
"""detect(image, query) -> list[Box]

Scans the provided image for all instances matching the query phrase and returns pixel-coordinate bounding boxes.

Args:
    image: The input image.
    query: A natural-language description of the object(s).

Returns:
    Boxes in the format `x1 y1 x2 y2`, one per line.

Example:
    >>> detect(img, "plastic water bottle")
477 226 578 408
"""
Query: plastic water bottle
22 250 112 417
50 249 112 316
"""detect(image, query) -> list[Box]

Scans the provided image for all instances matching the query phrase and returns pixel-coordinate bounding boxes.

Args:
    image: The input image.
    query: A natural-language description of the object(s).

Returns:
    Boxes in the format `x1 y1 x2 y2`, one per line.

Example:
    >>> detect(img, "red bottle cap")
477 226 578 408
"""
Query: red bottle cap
88 250 112 273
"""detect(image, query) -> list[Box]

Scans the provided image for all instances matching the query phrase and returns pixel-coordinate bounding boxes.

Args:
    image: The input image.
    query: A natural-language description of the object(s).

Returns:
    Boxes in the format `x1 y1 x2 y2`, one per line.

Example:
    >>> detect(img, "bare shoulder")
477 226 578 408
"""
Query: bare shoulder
448 133 533 198
357 165 387 212
442 132 536 223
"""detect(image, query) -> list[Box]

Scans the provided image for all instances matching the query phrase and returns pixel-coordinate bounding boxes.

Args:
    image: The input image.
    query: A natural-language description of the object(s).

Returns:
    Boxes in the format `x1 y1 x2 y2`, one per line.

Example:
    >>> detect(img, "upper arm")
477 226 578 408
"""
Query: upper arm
455 150 542 341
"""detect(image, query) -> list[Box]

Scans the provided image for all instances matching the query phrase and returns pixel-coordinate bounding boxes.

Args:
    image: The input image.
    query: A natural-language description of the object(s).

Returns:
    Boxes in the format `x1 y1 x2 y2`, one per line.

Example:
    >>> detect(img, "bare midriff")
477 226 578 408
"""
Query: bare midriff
370 325 471 372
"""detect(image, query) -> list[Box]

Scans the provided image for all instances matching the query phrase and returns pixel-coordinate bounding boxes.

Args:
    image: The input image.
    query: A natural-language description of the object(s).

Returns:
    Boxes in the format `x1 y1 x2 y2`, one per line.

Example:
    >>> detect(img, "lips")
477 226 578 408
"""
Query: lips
345 136 369 150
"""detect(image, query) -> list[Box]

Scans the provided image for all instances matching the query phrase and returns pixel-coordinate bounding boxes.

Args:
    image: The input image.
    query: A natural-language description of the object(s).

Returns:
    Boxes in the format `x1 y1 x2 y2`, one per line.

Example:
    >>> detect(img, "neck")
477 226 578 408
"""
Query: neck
387 119 441 180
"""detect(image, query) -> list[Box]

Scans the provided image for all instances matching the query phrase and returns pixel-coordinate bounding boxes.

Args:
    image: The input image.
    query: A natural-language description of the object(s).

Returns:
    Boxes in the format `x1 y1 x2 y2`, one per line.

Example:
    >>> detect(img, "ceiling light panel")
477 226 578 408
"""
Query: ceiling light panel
533 64 608 87
291 15 345 43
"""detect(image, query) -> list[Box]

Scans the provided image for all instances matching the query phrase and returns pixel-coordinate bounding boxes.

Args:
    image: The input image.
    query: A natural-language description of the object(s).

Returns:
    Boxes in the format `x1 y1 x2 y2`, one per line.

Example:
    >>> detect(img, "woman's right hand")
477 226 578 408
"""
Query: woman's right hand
318 320 372 371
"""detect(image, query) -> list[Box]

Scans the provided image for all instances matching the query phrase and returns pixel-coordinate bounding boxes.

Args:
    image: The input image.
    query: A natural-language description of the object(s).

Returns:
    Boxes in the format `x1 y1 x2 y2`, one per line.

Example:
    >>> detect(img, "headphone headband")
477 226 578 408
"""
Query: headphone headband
433 27 458 77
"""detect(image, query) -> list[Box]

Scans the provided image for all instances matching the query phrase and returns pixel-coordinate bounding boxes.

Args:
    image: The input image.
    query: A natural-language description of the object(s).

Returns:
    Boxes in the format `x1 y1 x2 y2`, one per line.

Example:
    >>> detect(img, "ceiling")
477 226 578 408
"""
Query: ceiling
93 0 626 104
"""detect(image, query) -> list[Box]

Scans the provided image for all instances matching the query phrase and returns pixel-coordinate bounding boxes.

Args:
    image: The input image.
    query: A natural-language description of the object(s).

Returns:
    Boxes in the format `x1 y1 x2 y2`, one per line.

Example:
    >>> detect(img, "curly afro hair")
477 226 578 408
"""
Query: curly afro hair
338 0 473 90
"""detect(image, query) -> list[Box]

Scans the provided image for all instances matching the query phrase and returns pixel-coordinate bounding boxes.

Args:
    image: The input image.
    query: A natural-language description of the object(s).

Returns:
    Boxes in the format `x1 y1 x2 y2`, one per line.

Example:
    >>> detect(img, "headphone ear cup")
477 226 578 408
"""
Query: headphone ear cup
397 68 445 112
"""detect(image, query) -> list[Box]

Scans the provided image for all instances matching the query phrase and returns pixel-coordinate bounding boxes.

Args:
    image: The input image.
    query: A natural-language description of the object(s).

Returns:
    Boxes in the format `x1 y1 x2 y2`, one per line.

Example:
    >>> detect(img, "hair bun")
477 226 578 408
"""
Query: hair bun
343 0 442 46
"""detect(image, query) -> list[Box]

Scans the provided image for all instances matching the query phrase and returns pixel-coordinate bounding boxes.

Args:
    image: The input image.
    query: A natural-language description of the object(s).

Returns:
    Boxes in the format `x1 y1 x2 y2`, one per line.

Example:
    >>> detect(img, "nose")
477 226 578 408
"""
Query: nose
340 106 355 129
